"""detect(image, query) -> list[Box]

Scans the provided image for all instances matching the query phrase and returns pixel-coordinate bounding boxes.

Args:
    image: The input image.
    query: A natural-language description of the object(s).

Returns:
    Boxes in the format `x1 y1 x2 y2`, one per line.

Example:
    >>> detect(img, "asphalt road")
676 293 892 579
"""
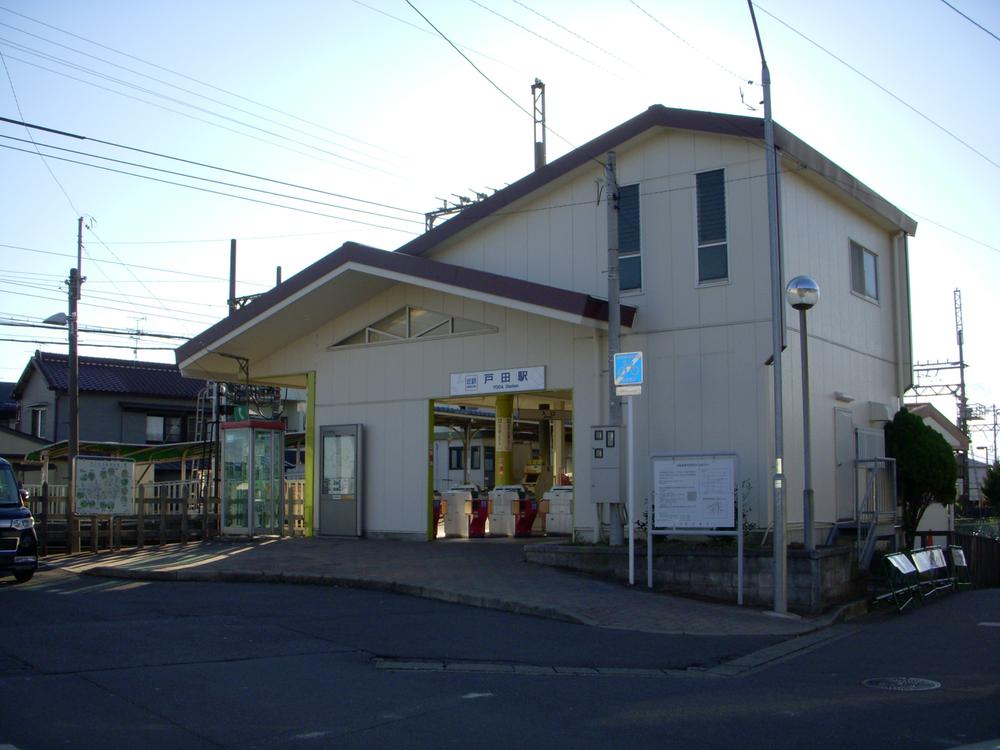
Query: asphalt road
1 568 998 749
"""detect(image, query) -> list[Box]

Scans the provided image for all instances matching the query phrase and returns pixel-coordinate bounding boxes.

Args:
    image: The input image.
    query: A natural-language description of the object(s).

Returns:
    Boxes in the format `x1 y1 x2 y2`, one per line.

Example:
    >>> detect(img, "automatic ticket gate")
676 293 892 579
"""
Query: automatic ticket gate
487 485 523 537
444 485 476 538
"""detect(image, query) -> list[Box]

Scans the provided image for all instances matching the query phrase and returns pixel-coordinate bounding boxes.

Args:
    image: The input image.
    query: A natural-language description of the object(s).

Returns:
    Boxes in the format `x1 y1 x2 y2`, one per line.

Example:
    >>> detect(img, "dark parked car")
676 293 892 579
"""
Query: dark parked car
0 457 37 583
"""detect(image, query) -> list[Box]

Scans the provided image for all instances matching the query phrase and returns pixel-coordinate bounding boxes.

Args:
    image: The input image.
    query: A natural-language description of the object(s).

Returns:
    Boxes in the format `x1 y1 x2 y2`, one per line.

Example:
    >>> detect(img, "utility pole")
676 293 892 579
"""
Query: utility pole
68 216 83 553
955 289 970 506
748 0 787 614
606 151 621 429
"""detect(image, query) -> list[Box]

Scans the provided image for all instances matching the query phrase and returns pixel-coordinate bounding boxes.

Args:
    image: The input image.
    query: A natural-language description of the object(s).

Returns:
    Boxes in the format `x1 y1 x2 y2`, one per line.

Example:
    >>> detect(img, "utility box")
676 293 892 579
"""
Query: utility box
590 425 625 503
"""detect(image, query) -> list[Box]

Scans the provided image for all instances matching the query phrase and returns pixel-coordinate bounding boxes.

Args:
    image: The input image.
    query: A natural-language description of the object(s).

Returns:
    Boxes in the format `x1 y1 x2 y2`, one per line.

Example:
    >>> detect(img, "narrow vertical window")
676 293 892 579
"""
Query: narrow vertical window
448 447 464 471
850 240 878 301
696 169 728 283
618 183 641 291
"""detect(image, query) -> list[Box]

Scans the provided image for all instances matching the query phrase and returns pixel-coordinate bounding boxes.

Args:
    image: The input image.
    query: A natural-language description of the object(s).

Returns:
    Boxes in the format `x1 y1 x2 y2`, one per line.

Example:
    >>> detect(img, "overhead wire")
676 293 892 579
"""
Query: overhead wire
0 141 424 234
0 133 425 225
404 0 599 165
629 0 756 84
938 0 1000 44
0 4 402 159
0 47 79 216
0 47 394 176
751 1 1000 171
510 0 638 71
0 22 398 166
466 0 621 77
0 116 424 217
0 242 267 284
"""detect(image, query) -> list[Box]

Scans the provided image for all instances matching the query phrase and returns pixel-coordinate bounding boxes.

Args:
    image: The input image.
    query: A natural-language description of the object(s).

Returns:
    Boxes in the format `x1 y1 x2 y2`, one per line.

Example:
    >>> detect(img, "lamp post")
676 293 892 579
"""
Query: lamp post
786 275 820 551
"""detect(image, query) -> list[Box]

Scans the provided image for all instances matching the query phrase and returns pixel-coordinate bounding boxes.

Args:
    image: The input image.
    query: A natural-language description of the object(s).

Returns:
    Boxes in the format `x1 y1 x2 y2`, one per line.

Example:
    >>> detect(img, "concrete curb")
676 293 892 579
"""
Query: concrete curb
82 566 589 627
82 564 868 637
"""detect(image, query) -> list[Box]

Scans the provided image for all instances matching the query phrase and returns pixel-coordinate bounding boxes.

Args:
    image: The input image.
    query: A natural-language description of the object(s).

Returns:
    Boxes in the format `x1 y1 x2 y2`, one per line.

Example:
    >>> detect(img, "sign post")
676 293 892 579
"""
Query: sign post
613 351 643 585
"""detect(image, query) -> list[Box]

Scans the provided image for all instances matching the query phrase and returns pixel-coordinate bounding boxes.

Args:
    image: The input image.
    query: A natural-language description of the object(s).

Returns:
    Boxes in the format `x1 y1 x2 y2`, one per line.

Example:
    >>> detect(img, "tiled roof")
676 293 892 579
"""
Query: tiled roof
27 351 207 398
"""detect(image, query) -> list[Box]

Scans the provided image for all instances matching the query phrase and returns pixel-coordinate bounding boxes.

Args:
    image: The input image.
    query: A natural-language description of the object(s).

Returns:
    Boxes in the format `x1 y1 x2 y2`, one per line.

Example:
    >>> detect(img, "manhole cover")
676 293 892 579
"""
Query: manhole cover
862 677 941 692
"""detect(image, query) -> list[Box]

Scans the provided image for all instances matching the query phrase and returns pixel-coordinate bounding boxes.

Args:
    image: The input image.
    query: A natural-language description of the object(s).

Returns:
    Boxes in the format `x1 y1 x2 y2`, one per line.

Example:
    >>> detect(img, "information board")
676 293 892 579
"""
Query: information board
652 454 736 529
75 457 135 515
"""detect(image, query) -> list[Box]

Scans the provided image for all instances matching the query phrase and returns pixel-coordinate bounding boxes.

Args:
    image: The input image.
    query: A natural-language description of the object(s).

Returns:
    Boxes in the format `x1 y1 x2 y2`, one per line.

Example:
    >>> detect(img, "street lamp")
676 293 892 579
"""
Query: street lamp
786 275 820 551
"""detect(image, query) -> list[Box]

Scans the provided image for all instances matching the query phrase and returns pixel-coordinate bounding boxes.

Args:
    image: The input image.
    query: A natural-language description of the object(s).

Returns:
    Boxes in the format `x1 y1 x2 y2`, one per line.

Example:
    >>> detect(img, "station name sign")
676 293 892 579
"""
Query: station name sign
450 366 545 396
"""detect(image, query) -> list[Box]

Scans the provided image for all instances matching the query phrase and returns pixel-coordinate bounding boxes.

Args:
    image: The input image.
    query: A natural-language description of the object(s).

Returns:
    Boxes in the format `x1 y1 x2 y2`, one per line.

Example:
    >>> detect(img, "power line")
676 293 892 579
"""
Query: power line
510 0 638 71
405 1 533 120
0 5 402 159
939 0 1000 44
0 141 423 235
0 281 219 326
0 134 424 226
0 317 190 339
0 47 79 215
0 22 399 166
0 116 424 217
752 1 1000 171
629 0 755 84
0 336 176 351
403 1 595 162
466 0 620 77
0 242 264 284
0 48 394 176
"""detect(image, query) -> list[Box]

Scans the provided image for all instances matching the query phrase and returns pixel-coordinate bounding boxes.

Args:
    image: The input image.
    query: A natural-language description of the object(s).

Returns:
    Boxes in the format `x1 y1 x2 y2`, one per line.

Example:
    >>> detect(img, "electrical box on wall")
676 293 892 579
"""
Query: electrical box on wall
590 425 625 503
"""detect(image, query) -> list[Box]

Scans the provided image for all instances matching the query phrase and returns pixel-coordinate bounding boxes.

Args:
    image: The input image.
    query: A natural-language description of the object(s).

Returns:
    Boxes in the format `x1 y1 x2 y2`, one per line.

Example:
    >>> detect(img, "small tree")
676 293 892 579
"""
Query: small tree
884 408 957 549
982 461 1000 513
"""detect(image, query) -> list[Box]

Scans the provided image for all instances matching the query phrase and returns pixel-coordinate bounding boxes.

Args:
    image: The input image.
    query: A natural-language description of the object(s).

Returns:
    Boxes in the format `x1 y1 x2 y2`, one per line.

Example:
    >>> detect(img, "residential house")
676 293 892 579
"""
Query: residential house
11 350 209 481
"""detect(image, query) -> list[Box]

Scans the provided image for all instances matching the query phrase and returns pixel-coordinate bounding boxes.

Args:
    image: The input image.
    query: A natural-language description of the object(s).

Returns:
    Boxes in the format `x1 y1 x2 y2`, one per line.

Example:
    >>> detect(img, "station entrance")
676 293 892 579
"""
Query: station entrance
430 388 574 541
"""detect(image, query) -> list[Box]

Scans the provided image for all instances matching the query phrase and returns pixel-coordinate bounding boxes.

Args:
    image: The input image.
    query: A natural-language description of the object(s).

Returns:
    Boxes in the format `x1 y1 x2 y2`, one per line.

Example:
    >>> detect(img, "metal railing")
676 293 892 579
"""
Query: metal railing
856 457 897 569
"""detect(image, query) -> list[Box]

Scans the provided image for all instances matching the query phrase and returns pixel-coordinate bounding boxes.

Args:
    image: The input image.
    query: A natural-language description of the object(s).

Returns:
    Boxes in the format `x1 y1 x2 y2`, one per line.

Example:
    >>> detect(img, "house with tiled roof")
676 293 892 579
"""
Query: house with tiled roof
11 351 208 451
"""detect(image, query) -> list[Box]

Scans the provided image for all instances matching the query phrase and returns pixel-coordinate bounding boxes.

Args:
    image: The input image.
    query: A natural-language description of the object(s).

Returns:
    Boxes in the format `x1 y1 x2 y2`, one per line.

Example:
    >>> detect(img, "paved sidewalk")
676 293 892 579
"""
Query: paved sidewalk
46 536 862 637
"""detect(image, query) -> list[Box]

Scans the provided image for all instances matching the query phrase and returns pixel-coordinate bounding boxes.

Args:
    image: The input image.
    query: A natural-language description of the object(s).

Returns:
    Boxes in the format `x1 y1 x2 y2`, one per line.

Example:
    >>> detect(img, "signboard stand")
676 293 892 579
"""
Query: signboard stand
613 351 643 586
646 453 743 605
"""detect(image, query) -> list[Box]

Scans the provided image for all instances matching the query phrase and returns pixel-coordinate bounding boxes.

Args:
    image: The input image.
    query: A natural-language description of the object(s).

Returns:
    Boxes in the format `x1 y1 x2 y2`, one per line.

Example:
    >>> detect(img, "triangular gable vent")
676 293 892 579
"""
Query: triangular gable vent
332 306 496 347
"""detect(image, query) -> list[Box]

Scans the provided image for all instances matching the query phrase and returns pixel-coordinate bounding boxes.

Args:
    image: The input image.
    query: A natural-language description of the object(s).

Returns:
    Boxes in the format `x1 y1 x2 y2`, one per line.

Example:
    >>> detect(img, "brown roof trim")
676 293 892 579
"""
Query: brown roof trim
395 105 915 259
176 243 636 363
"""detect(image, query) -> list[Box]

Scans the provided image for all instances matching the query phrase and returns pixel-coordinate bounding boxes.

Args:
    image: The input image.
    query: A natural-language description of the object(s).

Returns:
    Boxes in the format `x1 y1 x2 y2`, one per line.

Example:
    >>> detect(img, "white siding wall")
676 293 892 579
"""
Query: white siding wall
250 127 908 538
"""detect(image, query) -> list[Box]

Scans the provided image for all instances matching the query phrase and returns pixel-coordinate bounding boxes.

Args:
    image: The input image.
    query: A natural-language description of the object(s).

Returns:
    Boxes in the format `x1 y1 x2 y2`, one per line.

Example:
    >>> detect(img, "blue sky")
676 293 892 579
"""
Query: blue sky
1 0 997 455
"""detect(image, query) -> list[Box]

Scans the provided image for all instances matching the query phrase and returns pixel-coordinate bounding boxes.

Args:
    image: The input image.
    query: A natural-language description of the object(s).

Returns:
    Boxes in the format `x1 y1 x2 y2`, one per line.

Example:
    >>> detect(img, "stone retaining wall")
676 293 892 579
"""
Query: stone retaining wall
524 543 863 615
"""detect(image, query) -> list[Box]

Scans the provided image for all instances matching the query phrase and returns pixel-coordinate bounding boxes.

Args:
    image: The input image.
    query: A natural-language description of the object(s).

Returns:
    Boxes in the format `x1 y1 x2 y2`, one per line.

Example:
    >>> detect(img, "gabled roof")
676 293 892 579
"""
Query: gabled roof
906 402 969 451
13 351 206 400
395 105 916 259
176 242 637 374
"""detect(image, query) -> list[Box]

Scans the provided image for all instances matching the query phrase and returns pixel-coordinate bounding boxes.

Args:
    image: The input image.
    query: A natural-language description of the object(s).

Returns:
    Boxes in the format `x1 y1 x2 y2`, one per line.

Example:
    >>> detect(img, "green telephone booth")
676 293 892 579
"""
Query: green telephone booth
220 420 284 536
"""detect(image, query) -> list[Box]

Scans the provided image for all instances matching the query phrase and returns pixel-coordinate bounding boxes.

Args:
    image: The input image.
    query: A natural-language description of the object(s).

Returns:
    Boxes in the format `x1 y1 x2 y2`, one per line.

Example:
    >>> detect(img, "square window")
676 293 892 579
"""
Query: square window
698 244 728 283
146 415 165 443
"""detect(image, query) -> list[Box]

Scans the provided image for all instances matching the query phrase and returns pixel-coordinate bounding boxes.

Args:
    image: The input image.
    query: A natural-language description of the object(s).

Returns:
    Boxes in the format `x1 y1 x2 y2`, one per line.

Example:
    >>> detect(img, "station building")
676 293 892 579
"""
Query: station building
176 105 915 543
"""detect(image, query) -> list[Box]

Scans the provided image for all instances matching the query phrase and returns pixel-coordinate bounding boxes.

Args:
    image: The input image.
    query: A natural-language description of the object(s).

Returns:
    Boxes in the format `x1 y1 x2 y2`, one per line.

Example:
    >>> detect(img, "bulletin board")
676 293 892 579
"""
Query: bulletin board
647 452 742 604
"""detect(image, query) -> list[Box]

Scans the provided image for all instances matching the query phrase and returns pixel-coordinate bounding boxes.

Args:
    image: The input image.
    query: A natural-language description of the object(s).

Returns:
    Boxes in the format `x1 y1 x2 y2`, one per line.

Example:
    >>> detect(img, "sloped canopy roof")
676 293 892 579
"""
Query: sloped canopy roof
176 243 637 384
